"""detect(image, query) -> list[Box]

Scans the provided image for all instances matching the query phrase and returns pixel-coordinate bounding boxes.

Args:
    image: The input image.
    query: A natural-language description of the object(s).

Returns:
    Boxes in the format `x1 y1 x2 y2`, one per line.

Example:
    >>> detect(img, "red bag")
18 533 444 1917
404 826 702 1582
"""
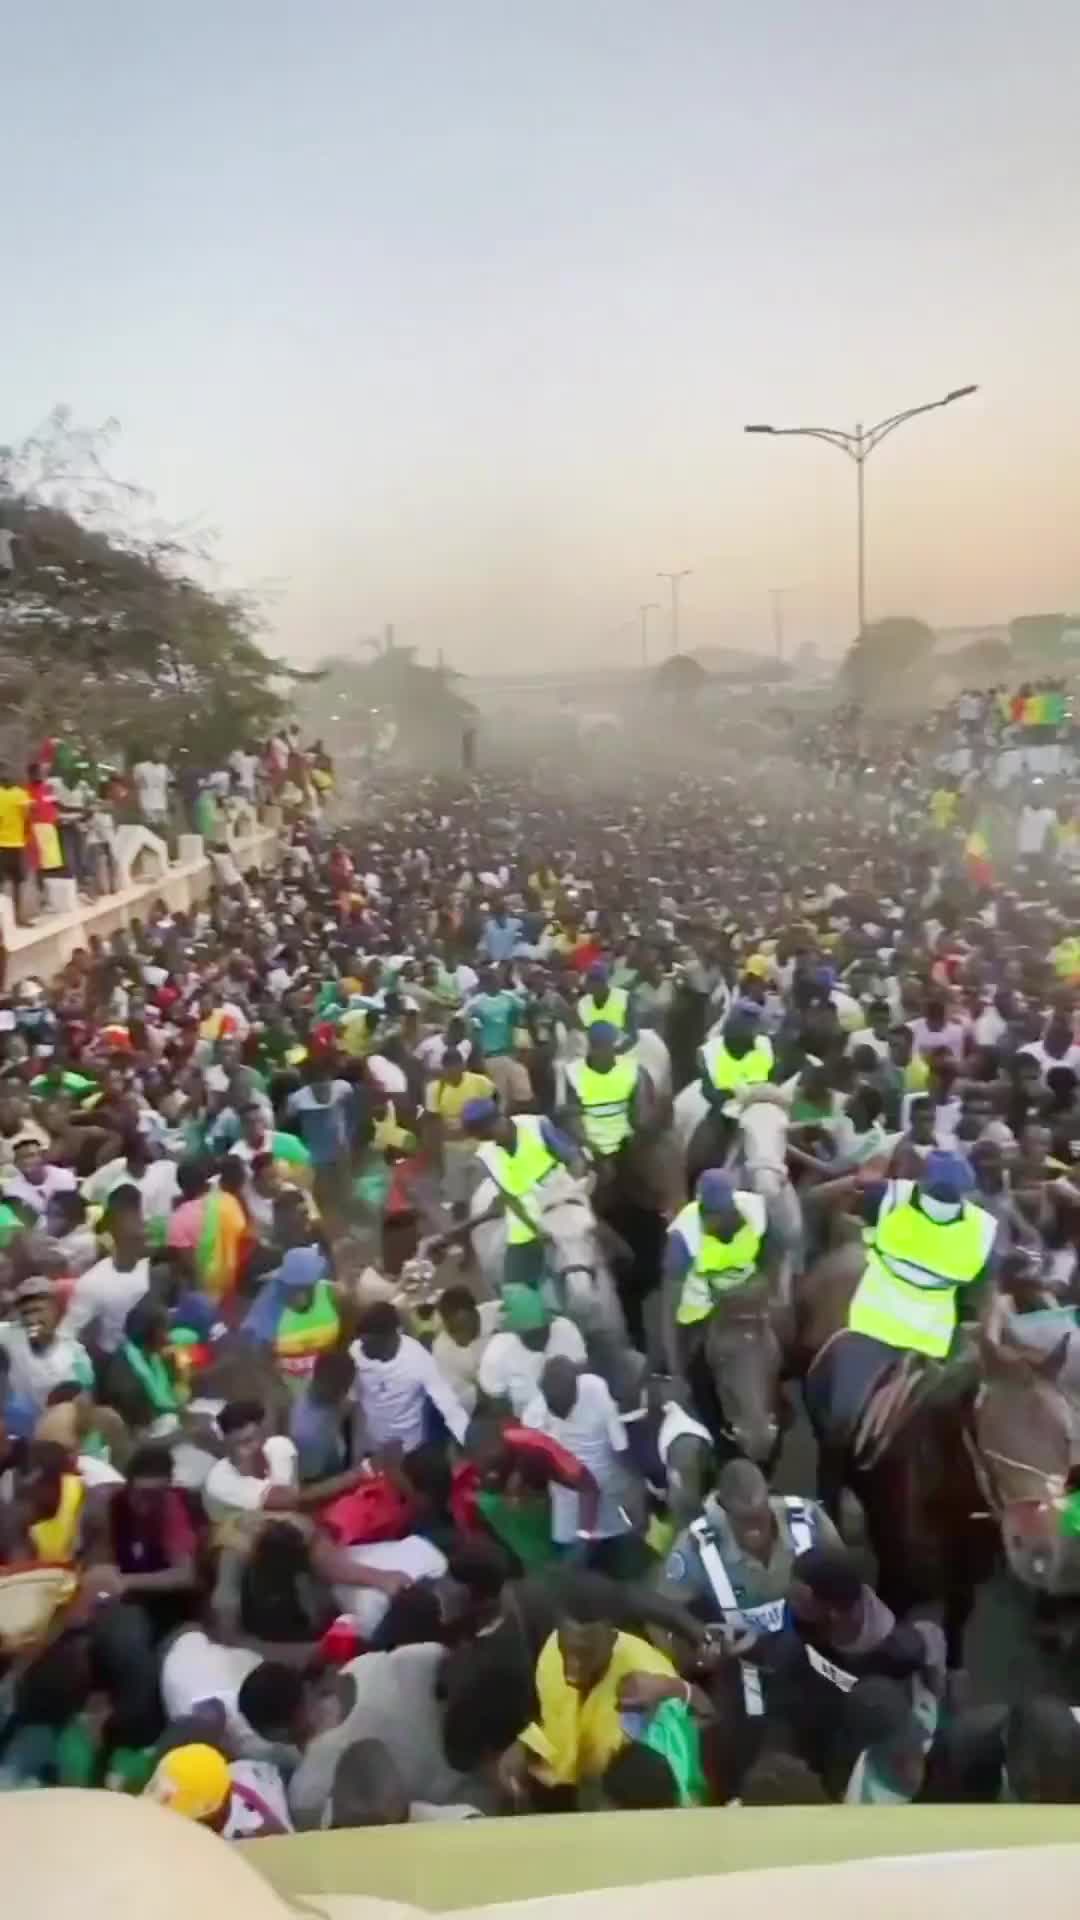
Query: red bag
318 1473 416 1546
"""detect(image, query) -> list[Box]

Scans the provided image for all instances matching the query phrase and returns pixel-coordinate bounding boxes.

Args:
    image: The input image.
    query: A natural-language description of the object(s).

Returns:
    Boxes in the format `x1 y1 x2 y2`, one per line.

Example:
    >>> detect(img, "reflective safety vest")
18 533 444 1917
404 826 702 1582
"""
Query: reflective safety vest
577 986 629 1032
476 1116 559 1244
565 1054 638 1158
672 1194 767 1325
690 1498 815 1717
848 1178 996 1359
702 1035 773 1093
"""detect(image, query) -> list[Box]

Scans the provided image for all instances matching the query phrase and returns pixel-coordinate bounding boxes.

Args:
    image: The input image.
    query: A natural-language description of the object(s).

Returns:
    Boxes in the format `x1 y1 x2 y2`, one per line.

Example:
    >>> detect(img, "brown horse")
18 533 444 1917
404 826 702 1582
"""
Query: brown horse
794 1244 1073 1667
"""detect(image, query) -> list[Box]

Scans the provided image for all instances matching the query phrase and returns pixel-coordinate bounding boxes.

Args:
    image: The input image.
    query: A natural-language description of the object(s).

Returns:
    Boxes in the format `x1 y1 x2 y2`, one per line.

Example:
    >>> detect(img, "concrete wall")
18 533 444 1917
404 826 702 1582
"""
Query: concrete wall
3 812 283 986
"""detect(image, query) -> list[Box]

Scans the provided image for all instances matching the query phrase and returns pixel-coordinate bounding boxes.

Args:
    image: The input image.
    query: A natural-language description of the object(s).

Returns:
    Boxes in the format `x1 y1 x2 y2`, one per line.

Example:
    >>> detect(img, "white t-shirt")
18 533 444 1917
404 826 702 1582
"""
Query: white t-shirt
1018 804 1056 856
350 1334 469 1451
229 751 259 796
3 1163 77 1218
333 1536 447 1638
478 1318 587 1417
522 1371 631 1543
202 1435 299 1522
224 1760 293 1837
83 1156 179 1224
431 1300 500 1414
160 1629 261 1738
61 1255 150 1353
1018 1039 1080 1085
134 760 170 817
908 1016 968 1061
846 1027 890 1062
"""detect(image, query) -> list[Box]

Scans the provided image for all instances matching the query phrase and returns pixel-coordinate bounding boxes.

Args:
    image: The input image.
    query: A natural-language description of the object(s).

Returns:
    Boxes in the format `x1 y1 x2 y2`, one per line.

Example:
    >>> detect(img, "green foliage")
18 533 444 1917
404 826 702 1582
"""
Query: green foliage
307 645 473 764
841 615 936 703
653 653 708 698
0 409 286 763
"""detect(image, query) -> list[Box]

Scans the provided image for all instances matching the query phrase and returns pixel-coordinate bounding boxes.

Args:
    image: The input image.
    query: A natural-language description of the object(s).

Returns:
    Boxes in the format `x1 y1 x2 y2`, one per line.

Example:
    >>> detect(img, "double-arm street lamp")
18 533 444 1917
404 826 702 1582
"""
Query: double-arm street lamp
744 385 978 636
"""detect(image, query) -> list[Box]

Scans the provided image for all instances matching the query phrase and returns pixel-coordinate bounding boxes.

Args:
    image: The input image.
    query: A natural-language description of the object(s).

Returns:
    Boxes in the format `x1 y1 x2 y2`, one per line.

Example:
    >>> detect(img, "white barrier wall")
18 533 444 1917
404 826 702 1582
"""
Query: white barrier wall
2 812 283 986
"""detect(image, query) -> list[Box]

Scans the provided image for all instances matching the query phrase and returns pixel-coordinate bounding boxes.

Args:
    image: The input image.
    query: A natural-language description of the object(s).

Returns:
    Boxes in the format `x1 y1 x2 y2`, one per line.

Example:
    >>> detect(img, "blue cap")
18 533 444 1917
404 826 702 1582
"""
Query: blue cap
588 1020 619 1046
587 961 610 983
276 1246 329 1291
730 997 763 1022
921 1151 974 1201
462 1096 499 1132
697 1169 736 1208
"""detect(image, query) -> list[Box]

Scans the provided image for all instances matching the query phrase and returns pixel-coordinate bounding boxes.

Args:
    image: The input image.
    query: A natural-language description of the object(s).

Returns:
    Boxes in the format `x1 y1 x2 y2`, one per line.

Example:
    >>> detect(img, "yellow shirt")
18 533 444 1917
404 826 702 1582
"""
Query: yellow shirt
30 1474 85 1564
0 785 30 850
521 1630 676 1785
425 1071 495 1138
929 789 957 831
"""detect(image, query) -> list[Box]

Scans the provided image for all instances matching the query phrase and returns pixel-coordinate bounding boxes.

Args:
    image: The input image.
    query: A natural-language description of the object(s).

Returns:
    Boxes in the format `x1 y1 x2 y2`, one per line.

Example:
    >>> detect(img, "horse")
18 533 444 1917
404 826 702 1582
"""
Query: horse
468 1169 640 1396
795 1242 1074 1667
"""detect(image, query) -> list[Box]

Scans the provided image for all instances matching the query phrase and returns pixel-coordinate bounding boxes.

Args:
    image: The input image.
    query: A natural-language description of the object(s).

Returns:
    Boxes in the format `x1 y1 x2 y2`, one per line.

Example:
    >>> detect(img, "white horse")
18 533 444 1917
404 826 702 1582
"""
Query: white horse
468 1168 639 1394
670 1080 803 1268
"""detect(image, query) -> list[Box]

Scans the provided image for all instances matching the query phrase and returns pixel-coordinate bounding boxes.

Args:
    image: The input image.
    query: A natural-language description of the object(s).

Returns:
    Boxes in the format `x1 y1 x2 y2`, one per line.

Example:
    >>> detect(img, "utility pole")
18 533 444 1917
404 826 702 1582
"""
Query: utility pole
745 385 977 637
638 601 660 669
656 569 692 657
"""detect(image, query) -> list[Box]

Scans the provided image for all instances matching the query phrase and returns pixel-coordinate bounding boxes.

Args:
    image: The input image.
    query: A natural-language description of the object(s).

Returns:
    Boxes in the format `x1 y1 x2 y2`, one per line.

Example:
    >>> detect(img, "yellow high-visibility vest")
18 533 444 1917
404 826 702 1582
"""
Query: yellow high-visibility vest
566 1054 638 1157
848 1179 995 1358
671 1195 767 1325
577 987 629 1031
476 1116 558 1244
701 1035 773 1093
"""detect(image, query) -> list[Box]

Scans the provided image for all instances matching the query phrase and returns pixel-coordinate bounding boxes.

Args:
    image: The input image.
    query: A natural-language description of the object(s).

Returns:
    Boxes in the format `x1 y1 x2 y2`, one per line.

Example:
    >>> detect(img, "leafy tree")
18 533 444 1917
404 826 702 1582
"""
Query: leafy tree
306 643 474 766
841 616 936 704
653 653 707 699
0 409 294 764
948 634 1011 682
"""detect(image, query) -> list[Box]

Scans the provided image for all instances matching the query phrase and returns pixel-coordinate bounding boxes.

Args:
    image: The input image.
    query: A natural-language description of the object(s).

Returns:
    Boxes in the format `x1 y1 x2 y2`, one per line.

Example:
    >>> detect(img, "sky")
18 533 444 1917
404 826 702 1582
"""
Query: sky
7 2 1080 673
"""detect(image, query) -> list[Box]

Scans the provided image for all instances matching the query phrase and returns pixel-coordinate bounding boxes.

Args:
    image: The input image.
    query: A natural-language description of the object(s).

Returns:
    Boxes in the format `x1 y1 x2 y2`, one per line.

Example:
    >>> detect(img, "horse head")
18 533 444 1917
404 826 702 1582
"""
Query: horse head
704 1303 783 1465
973 1324 1074 1589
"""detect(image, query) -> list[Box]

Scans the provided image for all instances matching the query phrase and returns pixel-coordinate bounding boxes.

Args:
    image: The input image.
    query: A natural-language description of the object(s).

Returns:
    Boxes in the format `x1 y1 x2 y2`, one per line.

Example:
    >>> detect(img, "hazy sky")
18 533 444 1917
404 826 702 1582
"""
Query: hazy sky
8 2 1080 671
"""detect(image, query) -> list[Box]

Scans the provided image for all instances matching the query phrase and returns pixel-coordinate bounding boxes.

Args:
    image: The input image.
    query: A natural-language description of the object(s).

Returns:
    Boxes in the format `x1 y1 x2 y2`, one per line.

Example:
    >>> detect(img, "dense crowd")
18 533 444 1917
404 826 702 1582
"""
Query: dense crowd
2 717 1080 1839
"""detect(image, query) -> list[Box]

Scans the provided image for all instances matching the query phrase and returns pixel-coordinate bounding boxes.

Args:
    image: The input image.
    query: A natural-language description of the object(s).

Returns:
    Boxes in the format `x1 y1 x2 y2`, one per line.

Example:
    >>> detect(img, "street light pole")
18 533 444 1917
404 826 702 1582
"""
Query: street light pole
657 569 692 656
744 385 977 637
638 601 660 669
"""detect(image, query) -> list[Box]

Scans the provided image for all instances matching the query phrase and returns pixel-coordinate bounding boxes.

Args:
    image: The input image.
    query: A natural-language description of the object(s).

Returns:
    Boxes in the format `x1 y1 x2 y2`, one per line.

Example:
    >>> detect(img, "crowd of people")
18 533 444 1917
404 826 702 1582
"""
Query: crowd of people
0 724 334 929
1 714 1080 1841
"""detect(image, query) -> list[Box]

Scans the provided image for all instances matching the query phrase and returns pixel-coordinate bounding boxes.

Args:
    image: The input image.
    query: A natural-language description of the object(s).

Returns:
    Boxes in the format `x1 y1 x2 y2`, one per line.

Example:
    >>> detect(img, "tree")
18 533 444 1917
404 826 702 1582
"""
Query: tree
305 642 474 768
653 653 707 699
948 634 1011 683
841 616 936 704
0 410 293 764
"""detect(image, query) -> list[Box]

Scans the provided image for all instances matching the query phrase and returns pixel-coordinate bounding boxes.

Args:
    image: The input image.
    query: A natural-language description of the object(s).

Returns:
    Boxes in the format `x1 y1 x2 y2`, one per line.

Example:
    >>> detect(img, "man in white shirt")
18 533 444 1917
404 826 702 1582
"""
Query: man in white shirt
351 1303 470 1452
1018 799 1057 858
431 1289 500 1416
522 1359 638 1547
4 1135 77 1220
201 1399 368 1529
133 754 172 829
61 1184 150 1355
228 748 260 798
477 1288 587 1417
0 1276 94 1413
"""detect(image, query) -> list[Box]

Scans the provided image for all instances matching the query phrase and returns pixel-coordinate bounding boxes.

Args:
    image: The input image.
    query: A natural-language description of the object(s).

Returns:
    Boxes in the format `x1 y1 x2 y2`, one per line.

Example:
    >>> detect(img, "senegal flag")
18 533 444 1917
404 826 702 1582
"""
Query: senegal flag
965 816 995 888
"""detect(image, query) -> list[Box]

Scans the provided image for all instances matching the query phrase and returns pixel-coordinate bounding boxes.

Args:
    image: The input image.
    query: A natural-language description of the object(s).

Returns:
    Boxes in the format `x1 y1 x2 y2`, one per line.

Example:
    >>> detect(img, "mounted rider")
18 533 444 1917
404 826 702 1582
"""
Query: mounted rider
698 1003 775 1109
460 1098 588 1290
847 1150 998 1362
661 1169 782 1385
564 1020 652 1190
576 960 637 1047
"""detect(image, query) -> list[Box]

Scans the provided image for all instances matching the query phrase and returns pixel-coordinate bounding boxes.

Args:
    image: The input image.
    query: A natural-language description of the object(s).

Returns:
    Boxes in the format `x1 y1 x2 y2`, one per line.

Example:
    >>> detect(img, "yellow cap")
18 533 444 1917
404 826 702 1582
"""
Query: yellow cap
144 1744 231 1822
